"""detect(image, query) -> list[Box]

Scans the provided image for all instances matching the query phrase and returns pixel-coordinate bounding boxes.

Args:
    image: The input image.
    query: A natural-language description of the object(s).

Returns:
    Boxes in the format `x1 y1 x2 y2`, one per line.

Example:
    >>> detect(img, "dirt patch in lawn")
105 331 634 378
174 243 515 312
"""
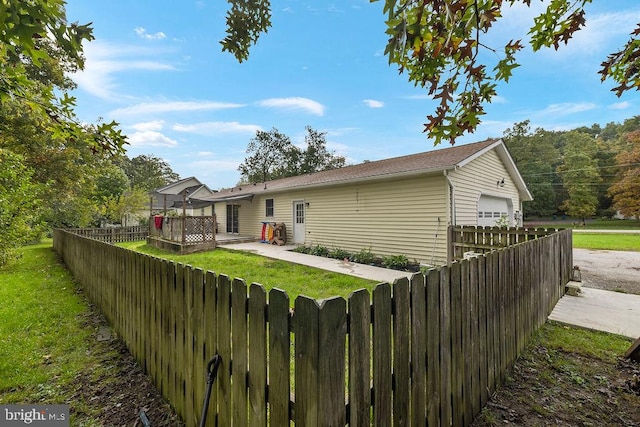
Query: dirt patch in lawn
65 307 184 426
472 339 640 426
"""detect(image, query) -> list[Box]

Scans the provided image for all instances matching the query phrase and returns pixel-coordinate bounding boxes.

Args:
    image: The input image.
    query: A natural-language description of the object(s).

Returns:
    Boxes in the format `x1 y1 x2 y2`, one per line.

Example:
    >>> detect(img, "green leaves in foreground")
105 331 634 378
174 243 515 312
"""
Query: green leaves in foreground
370 0 639 145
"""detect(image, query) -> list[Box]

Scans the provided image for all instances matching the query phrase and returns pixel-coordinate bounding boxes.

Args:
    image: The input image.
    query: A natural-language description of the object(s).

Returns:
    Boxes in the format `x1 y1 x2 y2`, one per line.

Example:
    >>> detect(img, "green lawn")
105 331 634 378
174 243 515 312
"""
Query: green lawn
525 218 640 230
118 241 378 302
0 243 90 400
0 242 122 423
573 233 640 251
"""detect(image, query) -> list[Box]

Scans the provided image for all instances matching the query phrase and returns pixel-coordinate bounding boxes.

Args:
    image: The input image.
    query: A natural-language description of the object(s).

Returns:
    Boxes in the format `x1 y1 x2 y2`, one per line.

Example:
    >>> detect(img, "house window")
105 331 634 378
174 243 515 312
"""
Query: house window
226 204 239 233
265 199 274 217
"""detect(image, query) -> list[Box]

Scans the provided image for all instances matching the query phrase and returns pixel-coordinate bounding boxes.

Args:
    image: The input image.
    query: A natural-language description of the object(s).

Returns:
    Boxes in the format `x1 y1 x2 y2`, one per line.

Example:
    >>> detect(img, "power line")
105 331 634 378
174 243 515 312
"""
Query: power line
521 162 640 177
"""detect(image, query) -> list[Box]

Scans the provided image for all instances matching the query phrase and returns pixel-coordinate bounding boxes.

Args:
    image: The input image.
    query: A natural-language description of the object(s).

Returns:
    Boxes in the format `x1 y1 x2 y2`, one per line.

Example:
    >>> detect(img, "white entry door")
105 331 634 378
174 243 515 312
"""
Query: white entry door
293 201 305 244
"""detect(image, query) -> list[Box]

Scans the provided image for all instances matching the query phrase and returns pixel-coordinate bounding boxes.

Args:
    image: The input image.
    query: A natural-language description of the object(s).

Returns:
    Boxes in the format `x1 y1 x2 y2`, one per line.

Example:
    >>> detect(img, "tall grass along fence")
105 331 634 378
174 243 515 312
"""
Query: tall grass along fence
53 228 572 426
448 225 563 262
64 225 149 244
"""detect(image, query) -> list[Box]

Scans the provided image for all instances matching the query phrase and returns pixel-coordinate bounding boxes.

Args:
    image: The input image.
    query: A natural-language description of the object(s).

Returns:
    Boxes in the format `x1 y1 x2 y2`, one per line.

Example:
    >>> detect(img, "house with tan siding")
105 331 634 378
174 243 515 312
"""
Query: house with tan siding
202 139 531 266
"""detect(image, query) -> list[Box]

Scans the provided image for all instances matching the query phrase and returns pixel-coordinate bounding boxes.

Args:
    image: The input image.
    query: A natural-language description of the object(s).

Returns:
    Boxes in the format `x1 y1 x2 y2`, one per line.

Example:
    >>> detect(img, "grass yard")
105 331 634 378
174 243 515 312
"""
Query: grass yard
525 217 640 230
472 322 639 425
0 241 181 425
0 242 90 402
118 241 378 302
573 233 640 251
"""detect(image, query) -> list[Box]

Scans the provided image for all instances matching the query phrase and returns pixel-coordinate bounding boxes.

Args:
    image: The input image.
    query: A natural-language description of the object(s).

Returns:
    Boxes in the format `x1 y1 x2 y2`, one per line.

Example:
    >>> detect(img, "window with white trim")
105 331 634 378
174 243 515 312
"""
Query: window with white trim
265 199 274 217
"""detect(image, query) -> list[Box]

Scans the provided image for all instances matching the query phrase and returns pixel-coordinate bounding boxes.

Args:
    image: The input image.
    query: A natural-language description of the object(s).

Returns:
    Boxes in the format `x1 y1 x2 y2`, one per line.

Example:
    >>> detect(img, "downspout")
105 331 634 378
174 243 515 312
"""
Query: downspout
438 170 455 265
445 170 456 226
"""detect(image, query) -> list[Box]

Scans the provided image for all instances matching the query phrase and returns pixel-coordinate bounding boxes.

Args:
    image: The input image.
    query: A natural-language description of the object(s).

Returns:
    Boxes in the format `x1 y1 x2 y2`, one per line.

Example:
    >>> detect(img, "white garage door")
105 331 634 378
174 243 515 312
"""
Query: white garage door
478 195 511 227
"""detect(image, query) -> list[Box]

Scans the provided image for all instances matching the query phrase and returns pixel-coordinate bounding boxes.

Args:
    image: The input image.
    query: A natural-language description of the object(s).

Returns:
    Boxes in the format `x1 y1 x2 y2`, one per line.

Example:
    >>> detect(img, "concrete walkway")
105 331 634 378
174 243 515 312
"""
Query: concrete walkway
549 287 640 339
224 242 640 339
222 242 414 284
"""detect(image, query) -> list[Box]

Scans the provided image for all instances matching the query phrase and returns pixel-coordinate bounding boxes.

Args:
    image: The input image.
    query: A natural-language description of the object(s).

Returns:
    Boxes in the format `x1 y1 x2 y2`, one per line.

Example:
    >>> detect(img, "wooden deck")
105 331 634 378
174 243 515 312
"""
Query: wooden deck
215 233 257 245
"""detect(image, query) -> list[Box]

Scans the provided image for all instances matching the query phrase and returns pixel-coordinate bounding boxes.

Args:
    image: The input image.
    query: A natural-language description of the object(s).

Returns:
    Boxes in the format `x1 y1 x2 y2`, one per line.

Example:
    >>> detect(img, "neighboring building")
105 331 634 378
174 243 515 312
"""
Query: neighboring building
201 139 532 266
149 176 217 217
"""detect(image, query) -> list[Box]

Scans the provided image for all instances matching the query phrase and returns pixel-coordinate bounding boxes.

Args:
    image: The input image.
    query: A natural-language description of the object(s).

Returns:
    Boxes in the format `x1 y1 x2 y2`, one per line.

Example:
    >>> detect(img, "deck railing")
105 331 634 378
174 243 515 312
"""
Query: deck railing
149 215 216 244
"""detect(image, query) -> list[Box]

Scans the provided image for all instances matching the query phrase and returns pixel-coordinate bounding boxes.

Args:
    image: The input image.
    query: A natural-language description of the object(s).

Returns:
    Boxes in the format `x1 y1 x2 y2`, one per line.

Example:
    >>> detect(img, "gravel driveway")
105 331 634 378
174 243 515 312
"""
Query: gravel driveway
573 248 640 295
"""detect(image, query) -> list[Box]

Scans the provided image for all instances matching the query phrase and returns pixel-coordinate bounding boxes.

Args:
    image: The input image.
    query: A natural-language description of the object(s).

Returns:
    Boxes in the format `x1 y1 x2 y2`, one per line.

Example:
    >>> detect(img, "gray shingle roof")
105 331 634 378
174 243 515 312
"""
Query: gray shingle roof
208 138 503 200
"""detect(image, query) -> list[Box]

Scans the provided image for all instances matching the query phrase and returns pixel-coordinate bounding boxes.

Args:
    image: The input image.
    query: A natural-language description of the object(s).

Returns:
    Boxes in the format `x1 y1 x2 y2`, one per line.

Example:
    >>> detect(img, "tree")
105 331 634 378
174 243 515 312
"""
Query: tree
0 149 44 266
93 164 130 202
0 95 110 228
1 0 126 153
117 154 180 192
298 126 346 175
238 127 346 183
223 1 640 145
592 136 621 216
100 187 149 225
238 128 296 183
557 132 602 222
503 121 560 217
608 131 640 221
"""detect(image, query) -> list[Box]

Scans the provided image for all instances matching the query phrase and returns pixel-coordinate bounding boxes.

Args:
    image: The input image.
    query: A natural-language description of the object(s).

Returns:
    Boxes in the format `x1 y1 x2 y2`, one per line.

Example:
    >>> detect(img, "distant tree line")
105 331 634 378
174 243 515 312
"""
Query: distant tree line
503 116 640 221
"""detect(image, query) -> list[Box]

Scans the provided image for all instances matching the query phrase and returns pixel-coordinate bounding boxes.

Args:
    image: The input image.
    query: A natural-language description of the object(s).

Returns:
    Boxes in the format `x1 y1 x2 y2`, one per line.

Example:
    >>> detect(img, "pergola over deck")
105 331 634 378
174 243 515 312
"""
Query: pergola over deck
147 186 217 254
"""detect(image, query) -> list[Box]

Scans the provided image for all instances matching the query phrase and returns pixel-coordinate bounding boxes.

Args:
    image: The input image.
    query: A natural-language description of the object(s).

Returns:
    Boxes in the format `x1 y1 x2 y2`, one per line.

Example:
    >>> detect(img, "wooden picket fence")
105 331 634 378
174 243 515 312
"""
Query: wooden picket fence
53 228 572 426
65 225 149 244
448 225 562 262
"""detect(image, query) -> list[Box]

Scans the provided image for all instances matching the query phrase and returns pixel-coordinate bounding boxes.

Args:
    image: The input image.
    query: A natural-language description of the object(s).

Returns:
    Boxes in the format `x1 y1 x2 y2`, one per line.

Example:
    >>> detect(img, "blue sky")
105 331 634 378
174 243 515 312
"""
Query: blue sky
65 1 640 190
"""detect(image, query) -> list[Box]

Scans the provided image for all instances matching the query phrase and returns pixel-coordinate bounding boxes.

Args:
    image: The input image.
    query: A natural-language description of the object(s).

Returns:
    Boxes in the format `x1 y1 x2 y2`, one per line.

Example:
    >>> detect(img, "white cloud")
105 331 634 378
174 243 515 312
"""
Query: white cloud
556 10 640 56
326 127 360 137
405 93 431 100
131 120 165 131
71 40 175 100
173 121 262 135
257 97 325 116
326 141 350 155
363 99 384 108
134 27 167 40
539 102 597 116
127 131 178 147
110 101 245 116
609 101 631 110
